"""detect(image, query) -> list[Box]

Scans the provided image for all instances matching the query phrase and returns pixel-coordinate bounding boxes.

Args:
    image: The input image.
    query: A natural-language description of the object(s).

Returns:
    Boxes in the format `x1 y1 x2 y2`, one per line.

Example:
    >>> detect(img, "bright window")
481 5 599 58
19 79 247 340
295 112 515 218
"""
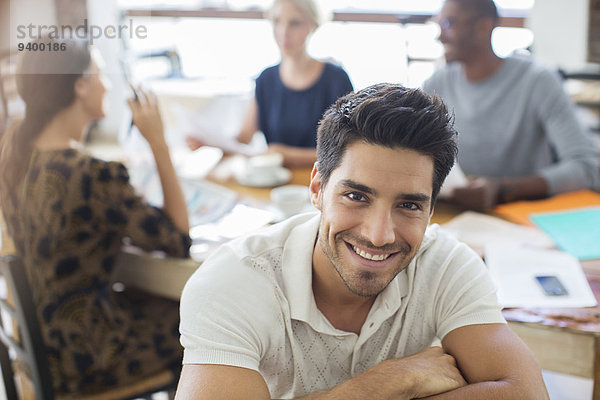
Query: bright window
118 0 534 89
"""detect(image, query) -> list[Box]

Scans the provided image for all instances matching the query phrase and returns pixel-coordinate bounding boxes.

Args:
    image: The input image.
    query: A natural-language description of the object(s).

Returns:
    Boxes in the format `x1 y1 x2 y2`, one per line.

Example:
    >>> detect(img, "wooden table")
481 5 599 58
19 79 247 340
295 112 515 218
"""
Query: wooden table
503 260 600 399
209 165 313 201
435 201 600 397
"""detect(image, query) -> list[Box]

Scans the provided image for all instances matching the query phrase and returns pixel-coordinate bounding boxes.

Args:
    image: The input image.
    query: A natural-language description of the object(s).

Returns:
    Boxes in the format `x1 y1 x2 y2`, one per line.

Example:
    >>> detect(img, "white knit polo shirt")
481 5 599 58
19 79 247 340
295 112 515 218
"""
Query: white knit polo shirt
180 212 505 398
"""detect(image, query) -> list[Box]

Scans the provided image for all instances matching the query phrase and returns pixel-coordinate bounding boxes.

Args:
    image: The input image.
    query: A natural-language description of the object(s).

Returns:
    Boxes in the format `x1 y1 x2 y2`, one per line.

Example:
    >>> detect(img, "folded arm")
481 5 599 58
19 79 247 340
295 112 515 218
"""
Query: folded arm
176 324 547 400
534 70 599 194
427 323 549 399
176 346 466 400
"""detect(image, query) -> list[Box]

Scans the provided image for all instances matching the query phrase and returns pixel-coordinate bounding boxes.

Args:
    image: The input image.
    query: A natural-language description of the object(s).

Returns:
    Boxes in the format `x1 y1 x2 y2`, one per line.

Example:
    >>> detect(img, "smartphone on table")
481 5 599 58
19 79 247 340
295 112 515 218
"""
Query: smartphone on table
535 275 569 296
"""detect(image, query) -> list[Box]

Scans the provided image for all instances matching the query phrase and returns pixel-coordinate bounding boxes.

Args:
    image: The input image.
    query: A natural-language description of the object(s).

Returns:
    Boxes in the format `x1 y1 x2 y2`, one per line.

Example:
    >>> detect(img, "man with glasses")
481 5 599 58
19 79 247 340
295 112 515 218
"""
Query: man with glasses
423 0 598 211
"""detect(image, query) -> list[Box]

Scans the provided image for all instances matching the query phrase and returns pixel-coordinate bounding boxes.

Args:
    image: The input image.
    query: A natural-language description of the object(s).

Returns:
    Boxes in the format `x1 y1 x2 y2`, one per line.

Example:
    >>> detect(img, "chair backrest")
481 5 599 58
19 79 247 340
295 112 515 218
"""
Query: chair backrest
0 254 54 400
0 254 178 400
0 52 25 135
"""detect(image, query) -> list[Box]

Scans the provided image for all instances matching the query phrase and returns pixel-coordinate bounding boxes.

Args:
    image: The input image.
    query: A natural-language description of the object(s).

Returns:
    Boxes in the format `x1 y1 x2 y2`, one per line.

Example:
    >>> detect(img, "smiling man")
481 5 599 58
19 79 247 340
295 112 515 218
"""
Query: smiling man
176 84 548 399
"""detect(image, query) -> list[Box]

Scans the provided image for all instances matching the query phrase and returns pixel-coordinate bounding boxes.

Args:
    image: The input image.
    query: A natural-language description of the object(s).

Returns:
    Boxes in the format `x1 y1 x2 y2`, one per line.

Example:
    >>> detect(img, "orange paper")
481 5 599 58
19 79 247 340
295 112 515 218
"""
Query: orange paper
494 190 600 226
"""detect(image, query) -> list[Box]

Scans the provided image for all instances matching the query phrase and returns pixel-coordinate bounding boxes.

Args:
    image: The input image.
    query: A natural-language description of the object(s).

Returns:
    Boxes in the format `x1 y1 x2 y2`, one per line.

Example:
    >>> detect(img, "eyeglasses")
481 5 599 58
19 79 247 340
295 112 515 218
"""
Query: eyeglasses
436 16 477 31
438 17 455 31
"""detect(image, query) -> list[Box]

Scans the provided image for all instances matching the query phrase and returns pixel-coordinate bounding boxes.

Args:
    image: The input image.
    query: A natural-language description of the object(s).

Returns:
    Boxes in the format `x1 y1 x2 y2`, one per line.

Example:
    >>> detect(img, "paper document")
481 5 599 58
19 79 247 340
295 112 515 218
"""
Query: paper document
182 179 238 227
189 204 276 243
494 190 600 226
172 146 223 180
485 244 597 308
441 211 555 254
530 207 600 260
127 166 238 227
169 102 266 156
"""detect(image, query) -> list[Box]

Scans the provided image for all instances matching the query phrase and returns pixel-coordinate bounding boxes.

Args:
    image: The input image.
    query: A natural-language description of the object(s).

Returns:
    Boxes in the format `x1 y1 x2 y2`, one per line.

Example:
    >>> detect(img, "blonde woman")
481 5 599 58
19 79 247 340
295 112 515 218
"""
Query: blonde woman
187 0 353 168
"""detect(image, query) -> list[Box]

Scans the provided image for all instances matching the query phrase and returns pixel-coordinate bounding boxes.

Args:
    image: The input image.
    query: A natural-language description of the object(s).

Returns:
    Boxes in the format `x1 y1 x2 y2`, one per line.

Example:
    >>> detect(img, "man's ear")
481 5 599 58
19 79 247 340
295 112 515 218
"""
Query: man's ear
309 162 322 210
476 17 495 40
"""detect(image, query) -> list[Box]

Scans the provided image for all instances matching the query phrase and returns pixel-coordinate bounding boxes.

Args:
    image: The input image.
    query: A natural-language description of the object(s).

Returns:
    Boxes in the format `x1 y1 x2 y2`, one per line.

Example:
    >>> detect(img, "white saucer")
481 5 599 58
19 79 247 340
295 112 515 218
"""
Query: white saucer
237 167 291 188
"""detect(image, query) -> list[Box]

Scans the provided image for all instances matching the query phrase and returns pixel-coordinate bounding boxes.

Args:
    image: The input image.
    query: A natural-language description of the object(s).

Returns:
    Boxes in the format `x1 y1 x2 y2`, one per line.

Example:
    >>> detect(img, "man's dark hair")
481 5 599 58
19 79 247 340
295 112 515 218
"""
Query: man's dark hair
449 0 499 26
316 83 458 206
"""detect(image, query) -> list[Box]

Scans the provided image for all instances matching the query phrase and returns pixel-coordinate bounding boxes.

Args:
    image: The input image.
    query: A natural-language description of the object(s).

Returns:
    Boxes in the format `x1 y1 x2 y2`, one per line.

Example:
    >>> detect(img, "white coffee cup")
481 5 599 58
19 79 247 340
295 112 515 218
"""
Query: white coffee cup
271 185 311 218
246 153 284 178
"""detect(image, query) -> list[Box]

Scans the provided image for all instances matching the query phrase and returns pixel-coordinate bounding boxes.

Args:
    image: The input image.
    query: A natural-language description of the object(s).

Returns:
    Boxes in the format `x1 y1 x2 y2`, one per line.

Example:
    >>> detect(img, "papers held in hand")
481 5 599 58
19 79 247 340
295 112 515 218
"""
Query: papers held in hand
169 101 265 157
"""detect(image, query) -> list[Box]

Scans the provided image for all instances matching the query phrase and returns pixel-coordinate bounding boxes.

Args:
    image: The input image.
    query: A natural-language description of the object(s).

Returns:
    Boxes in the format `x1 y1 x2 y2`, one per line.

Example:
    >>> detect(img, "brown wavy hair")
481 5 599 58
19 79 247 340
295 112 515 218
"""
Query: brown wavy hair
316 83 458 207
0 37 90 209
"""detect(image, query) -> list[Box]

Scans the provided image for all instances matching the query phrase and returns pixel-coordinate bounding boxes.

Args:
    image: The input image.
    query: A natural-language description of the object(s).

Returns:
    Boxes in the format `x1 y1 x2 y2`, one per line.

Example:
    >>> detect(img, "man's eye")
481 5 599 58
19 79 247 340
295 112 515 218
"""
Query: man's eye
346 192 366 202
400 202 421 211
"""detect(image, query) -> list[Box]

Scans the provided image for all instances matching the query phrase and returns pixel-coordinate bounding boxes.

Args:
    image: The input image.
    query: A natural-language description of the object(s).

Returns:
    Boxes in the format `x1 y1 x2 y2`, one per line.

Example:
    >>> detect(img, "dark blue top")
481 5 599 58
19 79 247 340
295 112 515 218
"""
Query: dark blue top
255 62 353 148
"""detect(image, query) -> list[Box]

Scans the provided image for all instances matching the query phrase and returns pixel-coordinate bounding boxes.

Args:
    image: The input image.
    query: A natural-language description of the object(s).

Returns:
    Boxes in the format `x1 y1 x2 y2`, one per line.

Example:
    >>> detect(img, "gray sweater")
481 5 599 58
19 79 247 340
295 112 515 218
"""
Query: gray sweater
423 56 599 194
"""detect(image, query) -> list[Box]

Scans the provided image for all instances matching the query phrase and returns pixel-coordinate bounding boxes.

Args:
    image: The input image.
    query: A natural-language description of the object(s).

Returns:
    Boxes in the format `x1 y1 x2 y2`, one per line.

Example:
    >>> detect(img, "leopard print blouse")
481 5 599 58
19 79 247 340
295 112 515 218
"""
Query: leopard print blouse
2 148 191 394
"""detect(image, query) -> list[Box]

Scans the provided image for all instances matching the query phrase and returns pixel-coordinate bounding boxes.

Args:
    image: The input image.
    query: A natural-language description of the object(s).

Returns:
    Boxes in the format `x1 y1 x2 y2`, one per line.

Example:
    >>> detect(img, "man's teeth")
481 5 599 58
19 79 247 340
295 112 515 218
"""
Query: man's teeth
352 245 390 261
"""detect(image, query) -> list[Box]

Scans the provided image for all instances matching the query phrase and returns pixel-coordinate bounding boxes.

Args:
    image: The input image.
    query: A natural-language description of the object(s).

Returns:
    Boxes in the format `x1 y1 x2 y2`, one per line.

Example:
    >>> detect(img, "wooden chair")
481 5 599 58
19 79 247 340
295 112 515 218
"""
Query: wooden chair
0 255 178 400
0 52 24 136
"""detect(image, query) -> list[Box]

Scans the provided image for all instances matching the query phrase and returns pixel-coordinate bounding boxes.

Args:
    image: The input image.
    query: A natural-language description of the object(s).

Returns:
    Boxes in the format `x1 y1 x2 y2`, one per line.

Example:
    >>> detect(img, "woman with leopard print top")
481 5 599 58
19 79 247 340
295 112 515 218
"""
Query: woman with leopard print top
0 37 191 394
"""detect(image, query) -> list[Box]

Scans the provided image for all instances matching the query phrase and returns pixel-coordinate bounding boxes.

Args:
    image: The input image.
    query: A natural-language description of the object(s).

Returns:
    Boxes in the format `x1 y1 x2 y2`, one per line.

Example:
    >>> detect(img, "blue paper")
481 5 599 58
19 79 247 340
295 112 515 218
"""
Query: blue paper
530 207 600 260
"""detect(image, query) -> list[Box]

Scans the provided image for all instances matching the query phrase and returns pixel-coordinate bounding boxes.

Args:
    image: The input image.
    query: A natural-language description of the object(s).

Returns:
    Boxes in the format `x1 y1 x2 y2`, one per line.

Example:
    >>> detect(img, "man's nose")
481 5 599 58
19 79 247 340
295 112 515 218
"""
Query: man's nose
437 27 447 43
362 207 396 248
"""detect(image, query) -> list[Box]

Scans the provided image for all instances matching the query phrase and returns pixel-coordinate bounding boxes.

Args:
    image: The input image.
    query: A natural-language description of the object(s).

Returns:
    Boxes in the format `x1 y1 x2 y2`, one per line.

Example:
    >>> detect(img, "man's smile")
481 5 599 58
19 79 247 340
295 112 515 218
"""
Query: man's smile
350 244 392 261
342 241 405 268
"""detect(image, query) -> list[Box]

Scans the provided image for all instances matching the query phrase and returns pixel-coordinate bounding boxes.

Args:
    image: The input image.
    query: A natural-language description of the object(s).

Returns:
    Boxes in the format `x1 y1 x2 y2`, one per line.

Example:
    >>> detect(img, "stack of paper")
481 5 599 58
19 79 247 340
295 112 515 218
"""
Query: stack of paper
485 244 597 308
440 211 555 254
492 190 600 260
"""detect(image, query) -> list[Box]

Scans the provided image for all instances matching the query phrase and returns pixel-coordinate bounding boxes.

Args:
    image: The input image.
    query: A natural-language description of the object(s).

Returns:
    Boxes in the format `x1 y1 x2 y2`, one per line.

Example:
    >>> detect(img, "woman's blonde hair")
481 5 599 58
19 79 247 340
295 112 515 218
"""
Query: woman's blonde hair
268 0 322 30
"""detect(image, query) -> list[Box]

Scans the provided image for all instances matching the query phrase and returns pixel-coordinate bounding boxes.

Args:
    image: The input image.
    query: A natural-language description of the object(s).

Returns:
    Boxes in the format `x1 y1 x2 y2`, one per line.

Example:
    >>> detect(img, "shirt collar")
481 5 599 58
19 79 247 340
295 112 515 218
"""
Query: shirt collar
281 213 322 326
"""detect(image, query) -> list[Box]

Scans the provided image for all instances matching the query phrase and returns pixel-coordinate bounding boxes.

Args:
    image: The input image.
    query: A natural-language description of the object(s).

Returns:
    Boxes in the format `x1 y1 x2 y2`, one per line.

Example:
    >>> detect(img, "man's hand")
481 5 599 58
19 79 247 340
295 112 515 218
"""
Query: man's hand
266 143 317 168
451 177 500 212
176 347 466 400
354 346 466 400
267 143 289 157
185 135 206 151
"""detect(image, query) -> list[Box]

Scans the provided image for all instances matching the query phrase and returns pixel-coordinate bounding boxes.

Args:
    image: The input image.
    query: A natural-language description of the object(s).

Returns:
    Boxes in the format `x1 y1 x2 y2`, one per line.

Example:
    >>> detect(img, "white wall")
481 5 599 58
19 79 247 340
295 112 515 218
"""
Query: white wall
7 0 56 51
1 0 10 53
528 0 599 71
86 0 128 141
